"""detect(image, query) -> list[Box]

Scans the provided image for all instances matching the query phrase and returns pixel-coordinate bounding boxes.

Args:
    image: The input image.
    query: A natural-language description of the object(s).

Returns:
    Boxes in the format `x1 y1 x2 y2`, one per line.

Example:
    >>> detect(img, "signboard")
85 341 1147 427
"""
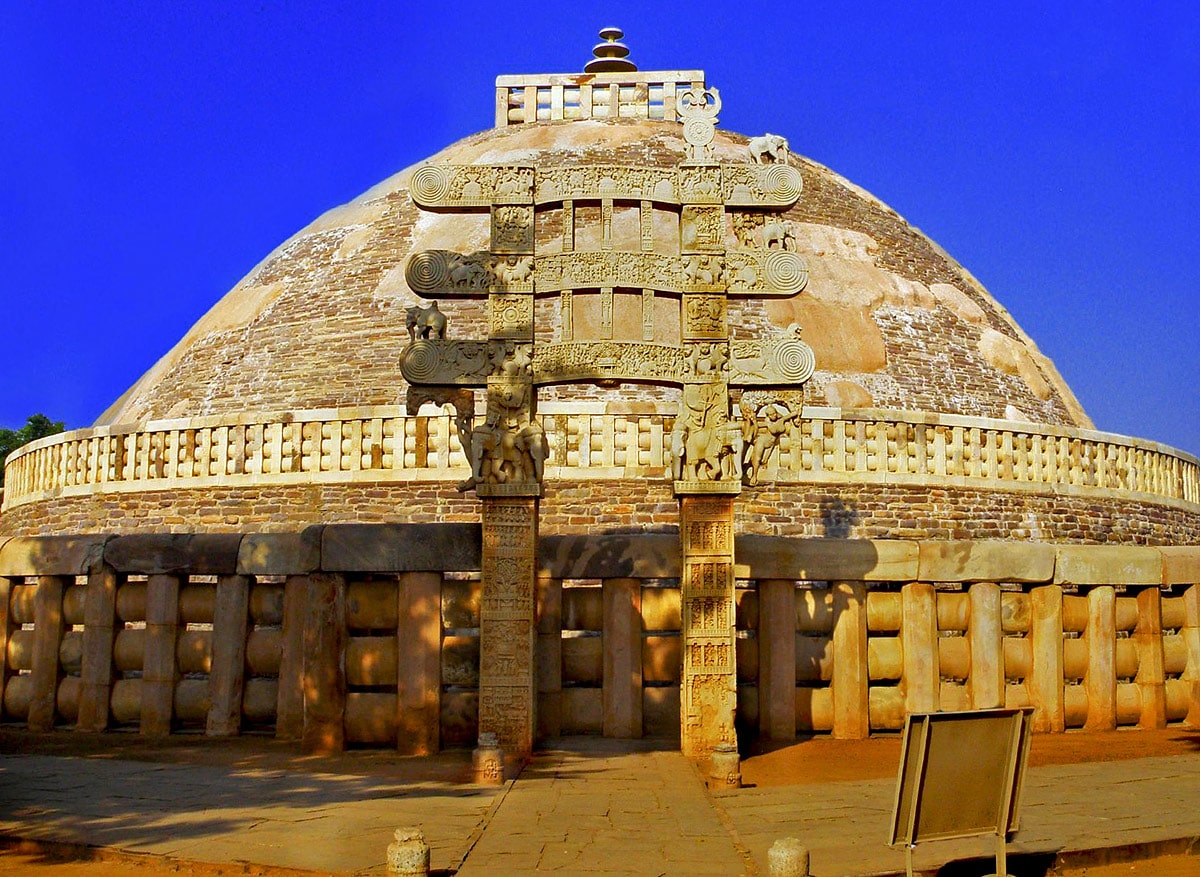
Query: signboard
889 707 1033 870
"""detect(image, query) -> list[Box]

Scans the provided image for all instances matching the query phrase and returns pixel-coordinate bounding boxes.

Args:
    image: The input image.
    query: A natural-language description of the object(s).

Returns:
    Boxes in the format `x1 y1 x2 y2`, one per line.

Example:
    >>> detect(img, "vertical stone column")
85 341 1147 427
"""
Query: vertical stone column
1183 585 1200 727
831 581 869 739
901 582 938 715
536 574 562 739
77 562 119 732
0 576 15 718
275 574 307 741
1029 585 1065 733
29 575 67 732
679 495 737 758
603 578 643 738
207 574 250 737
141 573 180 738
1084 586 1116 730
1135 587 1167 729
478 497 539 758
396 571 442 755
758 579 797 742
968 582 1004 710
302 573 347 753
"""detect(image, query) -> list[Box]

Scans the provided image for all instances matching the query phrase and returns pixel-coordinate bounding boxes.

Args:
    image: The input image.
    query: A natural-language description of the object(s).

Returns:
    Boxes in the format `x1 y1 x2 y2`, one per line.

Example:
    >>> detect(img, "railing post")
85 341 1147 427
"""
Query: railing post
831 581 869 738
901 582 938 714
77 562 119 732
142 573 181 737
207 574 250 737
603 577 643 738
396 571 441 755
1136 587 1167 728
29 575 67 732
968 582 1004 709
1084 586 1116 730
758 579 797 742
1030 585 1065 732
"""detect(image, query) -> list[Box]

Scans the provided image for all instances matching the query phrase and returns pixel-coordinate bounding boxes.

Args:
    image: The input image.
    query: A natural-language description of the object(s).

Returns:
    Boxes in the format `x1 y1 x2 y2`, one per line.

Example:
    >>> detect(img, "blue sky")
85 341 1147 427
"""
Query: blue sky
3 3 1198 456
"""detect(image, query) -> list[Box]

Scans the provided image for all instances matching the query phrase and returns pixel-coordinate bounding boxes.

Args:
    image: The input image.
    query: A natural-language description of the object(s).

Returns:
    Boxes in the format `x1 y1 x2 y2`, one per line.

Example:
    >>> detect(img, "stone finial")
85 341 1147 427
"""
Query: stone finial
585 27 637 72
386 827 430 876
767 838 810 877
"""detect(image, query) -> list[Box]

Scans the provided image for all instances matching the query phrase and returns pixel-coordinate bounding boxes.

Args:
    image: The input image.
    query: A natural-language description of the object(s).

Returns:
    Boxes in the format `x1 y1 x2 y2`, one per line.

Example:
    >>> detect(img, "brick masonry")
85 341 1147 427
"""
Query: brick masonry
4 478 1198 545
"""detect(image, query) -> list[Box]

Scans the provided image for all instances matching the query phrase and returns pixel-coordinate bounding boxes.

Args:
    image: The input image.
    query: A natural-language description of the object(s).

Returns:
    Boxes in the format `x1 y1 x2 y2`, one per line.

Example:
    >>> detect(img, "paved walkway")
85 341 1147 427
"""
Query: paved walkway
2 738 1199 876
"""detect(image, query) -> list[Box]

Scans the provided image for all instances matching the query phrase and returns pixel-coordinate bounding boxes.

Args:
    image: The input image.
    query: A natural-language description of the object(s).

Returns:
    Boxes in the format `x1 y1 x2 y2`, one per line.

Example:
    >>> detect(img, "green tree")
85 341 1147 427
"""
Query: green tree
0 414 66 487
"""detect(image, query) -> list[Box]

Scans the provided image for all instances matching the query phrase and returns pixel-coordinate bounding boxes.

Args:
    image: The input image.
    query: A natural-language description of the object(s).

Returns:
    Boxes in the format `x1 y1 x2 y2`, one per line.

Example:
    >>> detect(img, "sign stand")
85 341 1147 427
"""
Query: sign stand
889 708 1033 877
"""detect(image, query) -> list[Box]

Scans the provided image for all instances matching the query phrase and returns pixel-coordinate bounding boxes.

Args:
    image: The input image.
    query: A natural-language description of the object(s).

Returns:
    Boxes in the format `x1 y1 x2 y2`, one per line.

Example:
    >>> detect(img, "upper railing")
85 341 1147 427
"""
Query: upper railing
3 405 1198 511
495 71 706 126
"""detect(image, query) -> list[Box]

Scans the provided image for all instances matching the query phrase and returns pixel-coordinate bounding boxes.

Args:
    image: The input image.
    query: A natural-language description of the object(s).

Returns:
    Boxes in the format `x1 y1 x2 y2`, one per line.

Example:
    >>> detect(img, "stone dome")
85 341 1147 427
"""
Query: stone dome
96 118 1090 431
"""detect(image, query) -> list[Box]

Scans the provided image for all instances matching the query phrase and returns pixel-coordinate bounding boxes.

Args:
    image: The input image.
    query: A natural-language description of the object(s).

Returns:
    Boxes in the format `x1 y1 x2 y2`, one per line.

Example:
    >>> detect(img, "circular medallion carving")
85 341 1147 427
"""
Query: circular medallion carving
405 251 450 292
399 340 443 383
762 165 803 202
763 251 809 294
769 338 816 384
683 118 715 147
410 166 450 203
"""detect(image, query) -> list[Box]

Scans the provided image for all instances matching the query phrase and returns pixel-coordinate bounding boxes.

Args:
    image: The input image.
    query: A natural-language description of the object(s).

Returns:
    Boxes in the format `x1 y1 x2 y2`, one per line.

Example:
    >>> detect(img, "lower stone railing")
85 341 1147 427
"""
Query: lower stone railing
3 405 1198 512
1 531 1198 748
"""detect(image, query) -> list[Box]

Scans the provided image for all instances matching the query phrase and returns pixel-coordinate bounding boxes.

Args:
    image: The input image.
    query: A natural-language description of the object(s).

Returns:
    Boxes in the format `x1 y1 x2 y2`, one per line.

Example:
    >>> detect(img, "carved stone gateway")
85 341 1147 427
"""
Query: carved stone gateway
399 47 813 760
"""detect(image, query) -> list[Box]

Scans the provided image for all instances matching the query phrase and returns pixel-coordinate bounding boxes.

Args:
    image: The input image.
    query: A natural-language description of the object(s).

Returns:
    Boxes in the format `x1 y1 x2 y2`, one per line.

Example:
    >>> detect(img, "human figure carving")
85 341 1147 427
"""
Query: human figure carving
405 302 447 341
748 133 789 165
741 400 801 486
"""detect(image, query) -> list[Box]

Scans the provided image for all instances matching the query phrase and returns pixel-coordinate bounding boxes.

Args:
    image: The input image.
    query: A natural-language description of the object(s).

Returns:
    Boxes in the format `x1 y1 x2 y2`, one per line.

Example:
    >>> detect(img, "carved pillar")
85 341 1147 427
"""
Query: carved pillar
1084 586 1116 730
207 574 250 737
29 575 67 732
77 562 119 732
679 495 737 757
478 497 539 757
141 573 180 738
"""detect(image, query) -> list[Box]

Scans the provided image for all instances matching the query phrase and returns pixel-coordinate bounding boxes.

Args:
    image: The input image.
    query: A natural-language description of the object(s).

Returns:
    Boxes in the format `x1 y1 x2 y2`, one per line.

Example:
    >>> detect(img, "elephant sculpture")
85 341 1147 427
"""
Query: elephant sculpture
748 133 790 165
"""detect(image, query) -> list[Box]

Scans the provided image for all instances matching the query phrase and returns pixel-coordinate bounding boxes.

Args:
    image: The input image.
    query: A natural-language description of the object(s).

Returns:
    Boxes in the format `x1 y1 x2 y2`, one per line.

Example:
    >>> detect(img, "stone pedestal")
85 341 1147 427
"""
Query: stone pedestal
472 732 505 785
679 495 737 758
767 838 810 877
708 742 741 790
478 497 538 758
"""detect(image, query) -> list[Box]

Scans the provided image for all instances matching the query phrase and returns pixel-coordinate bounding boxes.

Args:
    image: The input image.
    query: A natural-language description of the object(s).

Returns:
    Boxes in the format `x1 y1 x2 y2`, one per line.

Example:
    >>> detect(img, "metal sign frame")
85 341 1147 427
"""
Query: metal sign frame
889 708 1033 877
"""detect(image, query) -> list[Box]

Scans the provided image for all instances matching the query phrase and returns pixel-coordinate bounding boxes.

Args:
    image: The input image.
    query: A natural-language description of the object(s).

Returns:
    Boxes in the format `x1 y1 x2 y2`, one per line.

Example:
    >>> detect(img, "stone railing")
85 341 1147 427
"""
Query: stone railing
3 405 1198 512
1 530 1198 747
495 70 706 126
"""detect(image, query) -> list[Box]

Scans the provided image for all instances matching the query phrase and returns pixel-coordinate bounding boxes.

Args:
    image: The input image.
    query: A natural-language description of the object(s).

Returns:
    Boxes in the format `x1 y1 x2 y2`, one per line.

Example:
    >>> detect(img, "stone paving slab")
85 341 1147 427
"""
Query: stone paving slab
0 754 500 874
3 744 1200 876
713 753 1200 876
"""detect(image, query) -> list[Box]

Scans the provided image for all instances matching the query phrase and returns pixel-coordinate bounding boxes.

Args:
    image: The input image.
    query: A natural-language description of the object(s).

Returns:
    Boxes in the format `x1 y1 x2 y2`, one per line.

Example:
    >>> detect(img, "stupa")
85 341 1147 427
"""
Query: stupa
1 33 1197 760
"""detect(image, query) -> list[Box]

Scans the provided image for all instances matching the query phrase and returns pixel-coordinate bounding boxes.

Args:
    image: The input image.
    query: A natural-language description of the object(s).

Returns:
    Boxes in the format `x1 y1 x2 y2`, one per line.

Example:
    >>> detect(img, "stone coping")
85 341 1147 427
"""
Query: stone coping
0 530 1196 585
3 405 1197 513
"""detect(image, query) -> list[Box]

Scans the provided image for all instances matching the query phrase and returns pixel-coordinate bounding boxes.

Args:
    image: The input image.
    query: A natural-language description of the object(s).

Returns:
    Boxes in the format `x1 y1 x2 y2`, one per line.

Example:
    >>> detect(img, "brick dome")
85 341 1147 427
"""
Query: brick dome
95 119 1090 431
